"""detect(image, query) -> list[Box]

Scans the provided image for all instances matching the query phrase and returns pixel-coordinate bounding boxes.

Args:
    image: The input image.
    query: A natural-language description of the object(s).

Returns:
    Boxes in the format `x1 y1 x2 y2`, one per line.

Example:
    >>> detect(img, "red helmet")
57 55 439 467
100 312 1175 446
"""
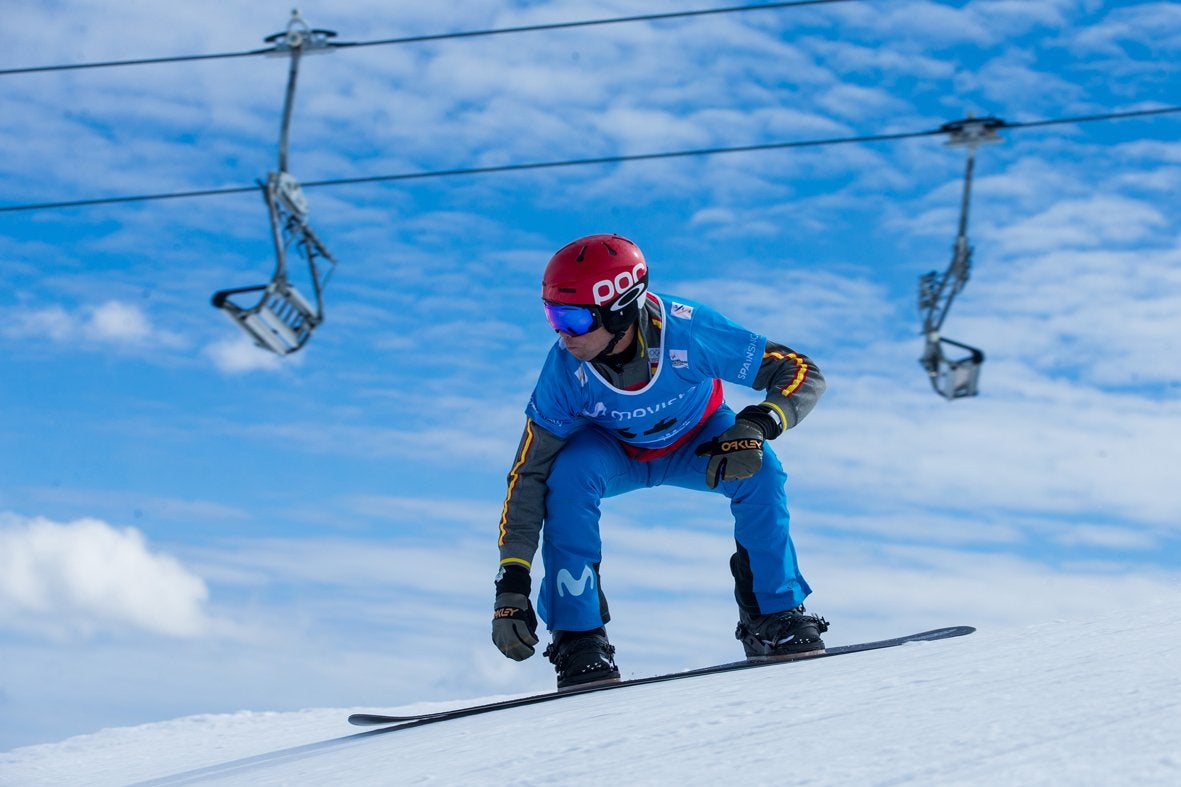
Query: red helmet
542 234 649 335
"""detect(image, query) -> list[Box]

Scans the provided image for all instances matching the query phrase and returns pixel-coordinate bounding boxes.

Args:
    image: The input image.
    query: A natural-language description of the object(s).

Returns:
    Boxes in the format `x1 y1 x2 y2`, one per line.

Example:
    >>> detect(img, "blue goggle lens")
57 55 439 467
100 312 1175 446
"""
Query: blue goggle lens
543 302 600 336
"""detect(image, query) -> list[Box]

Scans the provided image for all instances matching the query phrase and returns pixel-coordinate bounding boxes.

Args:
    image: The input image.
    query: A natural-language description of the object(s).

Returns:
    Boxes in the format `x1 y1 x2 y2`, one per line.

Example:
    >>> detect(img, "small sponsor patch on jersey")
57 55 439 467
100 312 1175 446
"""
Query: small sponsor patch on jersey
670 302 695 319
669 349 689 368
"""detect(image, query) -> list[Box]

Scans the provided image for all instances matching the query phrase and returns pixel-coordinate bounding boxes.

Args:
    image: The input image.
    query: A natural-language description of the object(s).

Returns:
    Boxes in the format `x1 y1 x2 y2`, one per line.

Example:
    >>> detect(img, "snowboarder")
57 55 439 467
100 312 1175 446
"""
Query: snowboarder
492 234 828 688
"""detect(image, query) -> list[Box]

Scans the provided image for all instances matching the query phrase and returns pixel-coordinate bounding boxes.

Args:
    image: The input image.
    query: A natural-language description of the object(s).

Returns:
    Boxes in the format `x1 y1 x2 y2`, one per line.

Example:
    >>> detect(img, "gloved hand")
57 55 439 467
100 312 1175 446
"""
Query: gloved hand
492 564 539 660
695 405 781 489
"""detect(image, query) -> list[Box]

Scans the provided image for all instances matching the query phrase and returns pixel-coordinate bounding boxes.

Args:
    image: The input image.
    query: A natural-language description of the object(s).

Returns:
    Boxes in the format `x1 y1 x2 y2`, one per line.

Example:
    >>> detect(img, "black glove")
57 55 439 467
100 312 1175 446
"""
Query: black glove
695 405 782 489
492 564 539 661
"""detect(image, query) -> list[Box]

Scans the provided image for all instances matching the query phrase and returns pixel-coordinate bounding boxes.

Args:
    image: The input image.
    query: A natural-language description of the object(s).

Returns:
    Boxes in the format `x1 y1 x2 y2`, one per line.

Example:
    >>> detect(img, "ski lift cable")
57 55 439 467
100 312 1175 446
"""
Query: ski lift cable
336 0 861 50
1003 106 1181 130
0 1 861 77
1 105 1178 214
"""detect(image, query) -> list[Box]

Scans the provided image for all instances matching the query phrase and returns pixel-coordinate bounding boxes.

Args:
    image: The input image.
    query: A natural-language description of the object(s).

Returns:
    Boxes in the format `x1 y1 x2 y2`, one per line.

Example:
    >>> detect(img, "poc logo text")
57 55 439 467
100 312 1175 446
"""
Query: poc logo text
593 263 648 310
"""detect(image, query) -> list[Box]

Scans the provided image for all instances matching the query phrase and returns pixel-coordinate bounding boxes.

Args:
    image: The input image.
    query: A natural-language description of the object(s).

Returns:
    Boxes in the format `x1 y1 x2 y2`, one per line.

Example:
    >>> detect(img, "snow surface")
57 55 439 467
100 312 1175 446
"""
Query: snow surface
3 599 1179 786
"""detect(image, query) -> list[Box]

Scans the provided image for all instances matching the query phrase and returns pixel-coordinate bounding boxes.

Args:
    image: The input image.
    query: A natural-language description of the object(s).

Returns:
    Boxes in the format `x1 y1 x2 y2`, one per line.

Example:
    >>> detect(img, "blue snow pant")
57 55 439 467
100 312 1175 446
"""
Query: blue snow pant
536 406 812 633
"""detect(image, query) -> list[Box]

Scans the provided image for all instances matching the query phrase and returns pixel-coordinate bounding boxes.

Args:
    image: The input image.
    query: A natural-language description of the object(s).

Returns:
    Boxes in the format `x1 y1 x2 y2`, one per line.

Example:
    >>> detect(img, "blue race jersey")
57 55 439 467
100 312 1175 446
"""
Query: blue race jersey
526 293 767 451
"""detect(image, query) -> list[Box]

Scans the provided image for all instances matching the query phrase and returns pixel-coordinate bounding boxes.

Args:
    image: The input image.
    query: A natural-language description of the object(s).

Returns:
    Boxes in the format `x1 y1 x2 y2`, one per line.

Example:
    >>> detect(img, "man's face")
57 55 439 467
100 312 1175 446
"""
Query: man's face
558 325 616 362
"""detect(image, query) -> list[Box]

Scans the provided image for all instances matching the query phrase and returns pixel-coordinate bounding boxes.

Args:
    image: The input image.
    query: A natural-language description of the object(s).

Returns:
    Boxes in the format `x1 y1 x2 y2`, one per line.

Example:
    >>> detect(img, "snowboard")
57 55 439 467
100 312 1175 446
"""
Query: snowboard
349 625 974 729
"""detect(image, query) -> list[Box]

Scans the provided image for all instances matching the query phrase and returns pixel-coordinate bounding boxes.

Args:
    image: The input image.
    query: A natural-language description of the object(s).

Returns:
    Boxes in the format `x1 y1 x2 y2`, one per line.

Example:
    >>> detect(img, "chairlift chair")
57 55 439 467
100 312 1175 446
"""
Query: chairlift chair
212 172 336 355
921 334 985 400
211 279 318 356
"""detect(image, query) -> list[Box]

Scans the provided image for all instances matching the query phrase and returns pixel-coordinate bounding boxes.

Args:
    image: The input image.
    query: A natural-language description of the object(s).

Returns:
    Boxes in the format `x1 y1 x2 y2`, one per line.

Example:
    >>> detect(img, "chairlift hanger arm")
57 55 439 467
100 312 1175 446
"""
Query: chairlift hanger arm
943 115 1002 256
919 152 975 334
276 48 301 175
918 115 1004 333
266 10 335 175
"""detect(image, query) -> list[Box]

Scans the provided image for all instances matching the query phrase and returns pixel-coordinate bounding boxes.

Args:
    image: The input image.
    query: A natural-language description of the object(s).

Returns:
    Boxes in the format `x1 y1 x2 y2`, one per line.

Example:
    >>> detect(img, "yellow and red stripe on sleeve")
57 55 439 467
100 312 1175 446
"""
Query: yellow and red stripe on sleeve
765 349 811 398
497 420 535 548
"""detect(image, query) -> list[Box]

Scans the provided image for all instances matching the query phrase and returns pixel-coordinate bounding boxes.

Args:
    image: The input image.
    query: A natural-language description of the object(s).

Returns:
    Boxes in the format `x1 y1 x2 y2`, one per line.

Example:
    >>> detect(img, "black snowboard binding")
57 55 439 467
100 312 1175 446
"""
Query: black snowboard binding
544 628 621 689
736 605 829 660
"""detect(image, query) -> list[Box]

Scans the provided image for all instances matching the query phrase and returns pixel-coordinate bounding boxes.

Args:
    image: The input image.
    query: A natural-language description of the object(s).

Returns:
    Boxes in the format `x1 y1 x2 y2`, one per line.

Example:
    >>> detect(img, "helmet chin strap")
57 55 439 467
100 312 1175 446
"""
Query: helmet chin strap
592 288 645 362
594 320 637 363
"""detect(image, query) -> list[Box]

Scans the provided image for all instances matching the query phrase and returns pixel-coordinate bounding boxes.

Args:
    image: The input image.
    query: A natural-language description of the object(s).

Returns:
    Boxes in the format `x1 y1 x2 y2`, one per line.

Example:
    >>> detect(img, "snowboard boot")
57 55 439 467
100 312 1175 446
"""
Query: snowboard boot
736 605 829 661
543 627 621 689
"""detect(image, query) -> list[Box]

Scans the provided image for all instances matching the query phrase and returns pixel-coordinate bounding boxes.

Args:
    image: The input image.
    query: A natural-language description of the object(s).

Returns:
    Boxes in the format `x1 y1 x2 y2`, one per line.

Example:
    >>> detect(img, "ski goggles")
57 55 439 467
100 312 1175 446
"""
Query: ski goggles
543 301 602 337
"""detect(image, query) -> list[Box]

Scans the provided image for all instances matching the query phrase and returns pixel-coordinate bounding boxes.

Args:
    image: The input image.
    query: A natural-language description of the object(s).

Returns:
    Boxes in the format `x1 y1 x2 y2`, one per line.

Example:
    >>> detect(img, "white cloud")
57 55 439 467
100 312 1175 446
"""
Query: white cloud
800 537 1181 637
994 195 1168 254
88 299 153 342
962 55 1085 109
203 334 288 373
3 304 74 341
1071 2 1181 56
0 513 211 639
0 299 186 350
815 83 908 120
838 0 1068 48
672 269 896 350
803 36 953 80
791 350 1181 533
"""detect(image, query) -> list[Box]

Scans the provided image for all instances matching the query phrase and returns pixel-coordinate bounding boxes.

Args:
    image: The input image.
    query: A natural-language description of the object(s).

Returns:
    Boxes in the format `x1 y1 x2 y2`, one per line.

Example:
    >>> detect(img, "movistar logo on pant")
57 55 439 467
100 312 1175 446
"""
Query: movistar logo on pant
556 565 596 597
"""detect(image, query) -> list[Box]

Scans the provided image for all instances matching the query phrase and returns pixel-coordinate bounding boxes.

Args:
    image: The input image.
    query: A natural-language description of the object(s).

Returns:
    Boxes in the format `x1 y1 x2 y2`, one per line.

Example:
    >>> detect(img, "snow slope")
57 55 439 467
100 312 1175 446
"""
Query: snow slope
3 598 1179 786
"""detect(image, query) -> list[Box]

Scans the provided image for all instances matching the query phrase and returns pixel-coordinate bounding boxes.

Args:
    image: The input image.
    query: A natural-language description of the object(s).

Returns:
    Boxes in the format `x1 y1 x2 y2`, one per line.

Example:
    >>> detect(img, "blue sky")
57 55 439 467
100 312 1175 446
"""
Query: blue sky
1 0 1179 750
